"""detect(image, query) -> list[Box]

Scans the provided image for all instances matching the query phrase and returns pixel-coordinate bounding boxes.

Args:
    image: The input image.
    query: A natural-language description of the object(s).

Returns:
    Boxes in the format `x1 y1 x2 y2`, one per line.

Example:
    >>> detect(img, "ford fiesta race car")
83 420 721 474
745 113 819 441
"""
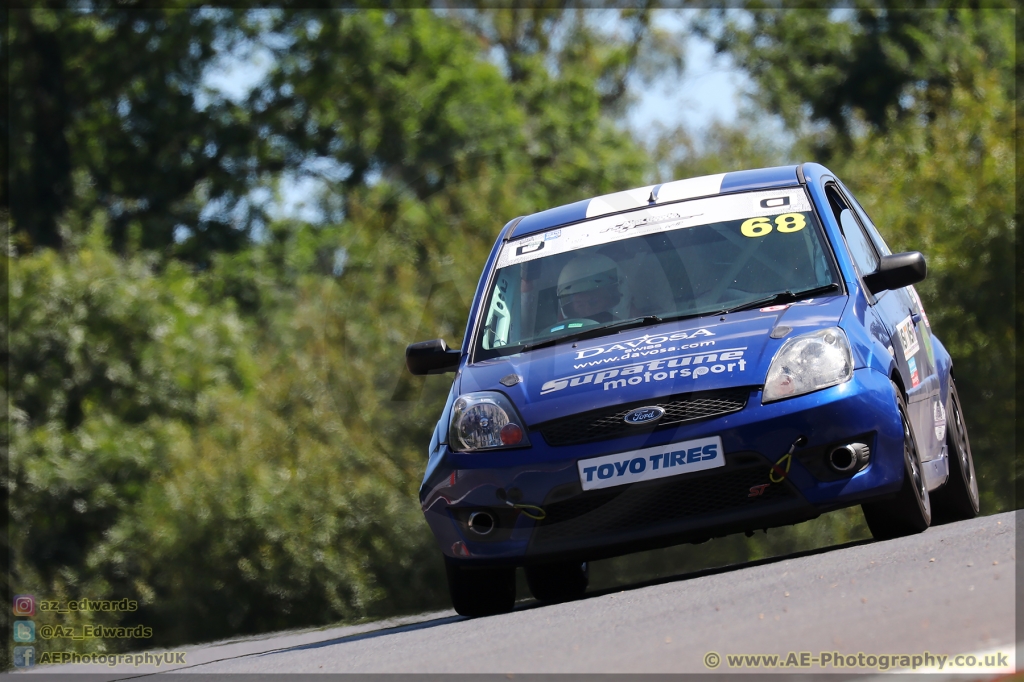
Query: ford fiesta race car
405 163 980 617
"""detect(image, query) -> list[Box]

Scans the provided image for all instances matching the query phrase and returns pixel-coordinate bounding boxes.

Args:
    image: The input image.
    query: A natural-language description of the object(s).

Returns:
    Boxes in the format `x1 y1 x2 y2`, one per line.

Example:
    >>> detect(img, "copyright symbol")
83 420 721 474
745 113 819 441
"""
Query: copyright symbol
39 625 54 639
704 652 721 669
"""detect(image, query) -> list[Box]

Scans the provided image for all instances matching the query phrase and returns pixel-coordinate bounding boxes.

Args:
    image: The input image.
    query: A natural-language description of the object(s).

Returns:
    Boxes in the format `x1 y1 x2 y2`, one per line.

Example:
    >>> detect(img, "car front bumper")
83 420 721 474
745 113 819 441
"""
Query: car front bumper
422 368 904 566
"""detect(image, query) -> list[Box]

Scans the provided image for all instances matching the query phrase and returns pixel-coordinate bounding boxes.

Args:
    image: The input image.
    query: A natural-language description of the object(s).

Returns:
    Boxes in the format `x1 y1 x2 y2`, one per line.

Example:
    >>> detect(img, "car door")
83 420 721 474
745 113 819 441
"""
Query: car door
838 183 944 463
822 180 940 464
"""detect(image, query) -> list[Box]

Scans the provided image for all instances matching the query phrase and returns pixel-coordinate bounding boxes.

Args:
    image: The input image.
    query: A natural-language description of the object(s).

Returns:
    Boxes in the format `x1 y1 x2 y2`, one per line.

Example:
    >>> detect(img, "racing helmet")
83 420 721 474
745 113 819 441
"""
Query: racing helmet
556 253 623 319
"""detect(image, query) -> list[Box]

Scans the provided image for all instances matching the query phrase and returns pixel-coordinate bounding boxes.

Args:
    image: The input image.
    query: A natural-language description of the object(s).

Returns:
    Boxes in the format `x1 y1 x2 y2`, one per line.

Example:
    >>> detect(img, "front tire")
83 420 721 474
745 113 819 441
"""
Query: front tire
862 383 931 540
525 561 589 603
444 558 516 618
931 379 980 523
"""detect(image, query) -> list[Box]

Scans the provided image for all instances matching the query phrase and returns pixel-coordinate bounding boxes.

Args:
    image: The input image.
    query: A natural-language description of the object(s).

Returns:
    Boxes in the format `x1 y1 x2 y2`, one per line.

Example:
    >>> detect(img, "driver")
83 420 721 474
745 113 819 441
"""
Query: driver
556 253 624 324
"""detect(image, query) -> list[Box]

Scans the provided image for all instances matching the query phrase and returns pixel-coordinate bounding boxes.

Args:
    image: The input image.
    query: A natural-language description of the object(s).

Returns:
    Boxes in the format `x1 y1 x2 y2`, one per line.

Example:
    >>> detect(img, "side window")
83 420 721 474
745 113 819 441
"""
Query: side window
481 267 518 349
845 189 893 256
826 184 879 276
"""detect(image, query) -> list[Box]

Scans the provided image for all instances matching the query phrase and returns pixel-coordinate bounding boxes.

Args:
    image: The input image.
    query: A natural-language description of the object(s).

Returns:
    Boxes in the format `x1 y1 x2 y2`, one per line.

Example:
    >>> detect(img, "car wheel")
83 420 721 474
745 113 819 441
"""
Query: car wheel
931 379 980 523
525 561 589 603
444 558 516 618
862 382 932 540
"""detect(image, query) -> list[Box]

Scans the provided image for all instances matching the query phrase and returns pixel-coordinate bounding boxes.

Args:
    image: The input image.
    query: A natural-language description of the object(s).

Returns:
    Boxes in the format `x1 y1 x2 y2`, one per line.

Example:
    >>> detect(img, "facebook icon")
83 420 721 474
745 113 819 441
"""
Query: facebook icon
14 646 35 668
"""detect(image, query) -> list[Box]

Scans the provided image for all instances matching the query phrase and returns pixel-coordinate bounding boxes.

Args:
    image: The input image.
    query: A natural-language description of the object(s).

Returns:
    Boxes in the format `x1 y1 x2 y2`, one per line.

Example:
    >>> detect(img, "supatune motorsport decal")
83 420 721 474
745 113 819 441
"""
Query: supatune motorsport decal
541 347 748 395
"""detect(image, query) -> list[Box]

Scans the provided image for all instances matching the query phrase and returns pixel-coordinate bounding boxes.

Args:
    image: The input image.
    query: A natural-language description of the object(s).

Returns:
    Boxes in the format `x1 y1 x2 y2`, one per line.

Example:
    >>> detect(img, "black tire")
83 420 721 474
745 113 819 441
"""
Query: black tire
444 558 516 617
525 561 589 603
862 382 931 540
931 379 980 523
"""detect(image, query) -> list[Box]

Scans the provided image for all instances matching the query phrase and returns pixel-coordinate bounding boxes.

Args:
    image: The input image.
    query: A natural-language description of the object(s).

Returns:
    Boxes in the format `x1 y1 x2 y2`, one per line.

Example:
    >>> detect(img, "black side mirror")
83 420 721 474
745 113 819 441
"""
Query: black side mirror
406 339 461 375
863 252 927 294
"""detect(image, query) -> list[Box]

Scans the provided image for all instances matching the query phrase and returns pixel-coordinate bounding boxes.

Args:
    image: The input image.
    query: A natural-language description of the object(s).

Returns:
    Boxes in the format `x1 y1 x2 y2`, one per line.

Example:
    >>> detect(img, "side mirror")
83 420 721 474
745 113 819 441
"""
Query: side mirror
863 252 927 294
406 339 461 375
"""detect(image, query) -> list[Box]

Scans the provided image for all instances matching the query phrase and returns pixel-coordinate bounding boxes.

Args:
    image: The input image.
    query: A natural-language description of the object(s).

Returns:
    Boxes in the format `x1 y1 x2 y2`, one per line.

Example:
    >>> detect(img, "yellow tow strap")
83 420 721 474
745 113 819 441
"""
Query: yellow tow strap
507 502 546 521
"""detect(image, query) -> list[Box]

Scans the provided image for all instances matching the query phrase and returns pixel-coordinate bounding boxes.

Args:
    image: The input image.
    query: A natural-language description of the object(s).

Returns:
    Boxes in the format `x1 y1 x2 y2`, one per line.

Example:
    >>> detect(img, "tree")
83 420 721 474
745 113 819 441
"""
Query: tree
699 6 1014 143
8 8 277 260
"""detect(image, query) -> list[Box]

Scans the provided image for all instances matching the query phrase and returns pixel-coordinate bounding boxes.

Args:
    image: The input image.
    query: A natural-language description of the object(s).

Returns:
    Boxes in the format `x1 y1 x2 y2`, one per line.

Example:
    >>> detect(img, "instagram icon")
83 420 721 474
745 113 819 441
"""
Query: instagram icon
13 595 35 617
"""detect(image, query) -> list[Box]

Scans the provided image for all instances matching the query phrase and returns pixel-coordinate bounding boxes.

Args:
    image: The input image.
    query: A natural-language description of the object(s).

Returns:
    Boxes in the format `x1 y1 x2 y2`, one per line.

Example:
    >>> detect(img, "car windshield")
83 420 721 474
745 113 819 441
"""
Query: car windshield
474 187 841 361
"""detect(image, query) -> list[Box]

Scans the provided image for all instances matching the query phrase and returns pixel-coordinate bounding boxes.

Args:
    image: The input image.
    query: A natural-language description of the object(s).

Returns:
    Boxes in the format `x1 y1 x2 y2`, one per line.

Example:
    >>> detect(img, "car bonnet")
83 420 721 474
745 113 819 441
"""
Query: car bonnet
458 295 849 428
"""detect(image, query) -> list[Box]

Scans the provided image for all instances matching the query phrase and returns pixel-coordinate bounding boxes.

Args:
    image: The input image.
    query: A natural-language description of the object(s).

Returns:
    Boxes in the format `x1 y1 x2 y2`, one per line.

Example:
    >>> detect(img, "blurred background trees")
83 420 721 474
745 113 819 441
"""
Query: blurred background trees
5 4 1015 660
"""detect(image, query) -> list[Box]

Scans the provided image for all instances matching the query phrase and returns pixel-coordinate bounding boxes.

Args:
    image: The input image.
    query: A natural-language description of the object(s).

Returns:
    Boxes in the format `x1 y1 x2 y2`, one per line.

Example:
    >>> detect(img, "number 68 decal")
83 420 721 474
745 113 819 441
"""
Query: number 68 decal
740 213 807 237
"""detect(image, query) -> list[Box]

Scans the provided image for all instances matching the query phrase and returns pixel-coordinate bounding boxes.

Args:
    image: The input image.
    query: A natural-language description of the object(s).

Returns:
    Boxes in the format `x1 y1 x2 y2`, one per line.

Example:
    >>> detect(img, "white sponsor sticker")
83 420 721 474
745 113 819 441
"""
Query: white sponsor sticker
497 188 813 269
934 399 947 441
541 347 748 395
896 315 920 360
577 436 724 491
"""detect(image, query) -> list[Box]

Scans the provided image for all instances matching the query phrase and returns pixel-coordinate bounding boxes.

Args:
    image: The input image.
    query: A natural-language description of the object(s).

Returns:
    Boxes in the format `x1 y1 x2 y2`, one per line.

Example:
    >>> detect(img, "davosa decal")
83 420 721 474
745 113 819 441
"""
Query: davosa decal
541 348 748 395
574 328 715 361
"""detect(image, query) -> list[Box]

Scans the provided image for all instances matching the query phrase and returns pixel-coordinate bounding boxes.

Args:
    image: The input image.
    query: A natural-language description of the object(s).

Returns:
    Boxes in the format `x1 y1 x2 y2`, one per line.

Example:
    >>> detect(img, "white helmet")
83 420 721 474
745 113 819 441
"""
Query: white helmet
557 254 623 317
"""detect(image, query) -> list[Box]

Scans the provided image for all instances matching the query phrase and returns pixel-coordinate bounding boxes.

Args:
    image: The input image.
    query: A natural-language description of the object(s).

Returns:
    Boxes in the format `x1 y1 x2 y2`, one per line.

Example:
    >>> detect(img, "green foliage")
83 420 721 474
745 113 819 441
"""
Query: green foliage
651 118 793 181
7 231 254 652
255 10 525 202
8 8 274 258
455 8 675 200
700 6 1014 141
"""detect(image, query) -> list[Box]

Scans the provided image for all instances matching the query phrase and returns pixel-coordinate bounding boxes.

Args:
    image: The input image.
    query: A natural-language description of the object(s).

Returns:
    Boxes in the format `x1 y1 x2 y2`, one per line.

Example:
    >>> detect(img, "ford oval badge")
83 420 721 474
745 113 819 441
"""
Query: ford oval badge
623 406 665 425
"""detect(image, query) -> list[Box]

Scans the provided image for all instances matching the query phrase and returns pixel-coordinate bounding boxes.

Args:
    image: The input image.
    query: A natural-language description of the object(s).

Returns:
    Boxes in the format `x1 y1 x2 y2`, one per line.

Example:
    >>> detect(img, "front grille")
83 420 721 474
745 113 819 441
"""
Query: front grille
530 455 797 549
536 388 751 447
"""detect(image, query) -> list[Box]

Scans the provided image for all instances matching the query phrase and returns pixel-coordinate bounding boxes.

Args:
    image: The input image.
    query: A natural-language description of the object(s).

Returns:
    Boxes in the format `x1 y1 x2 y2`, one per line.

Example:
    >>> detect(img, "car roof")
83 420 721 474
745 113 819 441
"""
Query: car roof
509 165 802 239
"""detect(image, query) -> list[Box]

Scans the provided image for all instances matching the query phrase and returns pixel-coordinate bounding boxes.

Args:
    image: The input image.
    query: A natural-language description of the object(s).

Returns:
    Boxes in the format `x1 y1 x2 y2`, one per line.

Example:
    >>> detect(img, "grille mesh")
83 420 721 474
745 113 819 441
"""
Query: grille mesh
536 388 750 447
531 458 796 549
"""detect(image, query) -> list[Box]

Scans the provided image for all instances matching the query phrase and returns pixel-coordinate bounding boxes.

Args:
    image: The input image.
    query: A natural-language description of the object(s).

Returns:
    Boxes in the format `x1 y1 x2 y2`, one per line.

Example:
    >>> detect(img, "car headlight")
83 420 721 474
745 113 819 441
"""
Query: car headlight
763 327 853 403
449 392 532 452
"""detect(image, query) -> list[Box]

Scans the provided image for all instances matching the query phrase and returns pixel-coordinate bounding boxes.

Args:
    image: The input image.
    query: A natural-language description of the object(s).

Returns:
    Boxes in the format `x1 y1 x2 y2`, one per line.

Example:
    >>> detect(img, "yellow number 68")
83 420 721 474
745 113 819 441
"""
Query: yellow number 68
740 213 806 237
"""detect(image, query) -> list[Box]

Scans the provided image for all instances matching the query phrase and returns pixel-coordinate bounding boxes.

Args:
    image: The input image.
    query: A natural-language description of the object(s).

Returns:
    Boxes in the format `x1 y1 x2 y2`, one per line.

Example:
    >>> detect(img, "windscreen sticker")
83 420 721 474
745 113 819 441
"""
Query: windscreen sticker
896 315 920 361
497 188 813 269
540 347 748 396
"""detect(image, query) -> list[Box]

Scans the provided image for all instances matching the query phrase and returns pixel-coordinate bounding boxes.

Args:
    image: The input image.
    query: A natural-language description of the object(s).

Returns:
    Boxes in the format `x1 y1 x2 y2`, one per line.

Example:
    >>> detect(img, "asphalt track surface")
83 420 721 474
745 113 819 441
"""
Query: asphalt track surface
24 511 1018 677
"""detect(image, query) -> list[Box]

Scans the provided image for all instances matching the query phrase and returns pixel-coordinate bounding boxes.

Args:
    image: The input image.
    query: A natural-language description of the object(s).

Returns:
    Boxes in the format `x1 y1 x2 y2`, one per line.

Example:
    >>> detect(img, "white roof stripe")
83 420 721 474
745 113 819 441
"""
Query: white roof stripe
584 185 656 219
655 173 726 204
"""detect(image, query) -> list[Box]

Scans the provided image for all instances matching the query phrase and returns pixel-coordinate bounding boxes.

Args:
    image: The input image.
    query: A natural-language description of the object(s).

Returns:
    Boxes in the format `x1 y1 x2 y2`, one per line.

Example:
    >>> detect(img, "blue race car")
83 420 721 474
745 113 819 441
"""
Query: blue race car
406 163 979 617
